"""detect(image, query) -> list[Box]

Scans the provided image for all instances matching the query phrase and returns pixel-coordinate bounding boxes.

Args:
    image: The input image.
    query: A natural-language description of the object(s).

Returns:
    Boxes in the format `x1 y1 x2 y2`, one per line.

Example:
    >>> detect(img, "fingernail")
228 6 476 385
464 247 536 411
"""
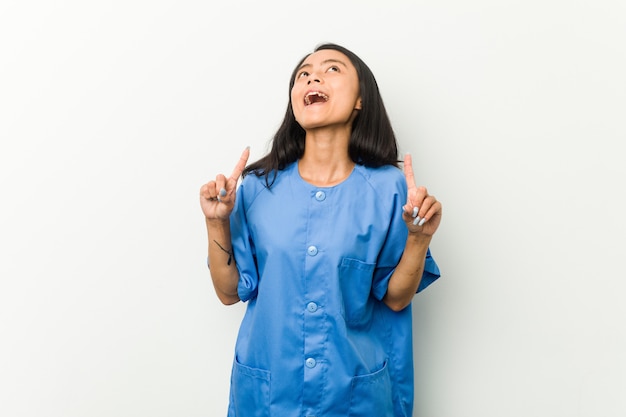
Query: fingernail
413 217 420 226
412 207 419 218
219 188 227 197
418 218 426 226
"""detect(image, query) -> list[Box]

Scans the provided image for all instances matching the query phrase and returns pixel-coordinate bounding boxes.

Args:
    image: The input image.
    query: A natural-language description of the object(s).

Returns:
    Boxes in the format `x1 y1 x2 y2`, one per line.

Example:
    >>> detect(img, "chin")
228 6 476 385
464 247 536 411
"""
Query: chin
295 117 325 130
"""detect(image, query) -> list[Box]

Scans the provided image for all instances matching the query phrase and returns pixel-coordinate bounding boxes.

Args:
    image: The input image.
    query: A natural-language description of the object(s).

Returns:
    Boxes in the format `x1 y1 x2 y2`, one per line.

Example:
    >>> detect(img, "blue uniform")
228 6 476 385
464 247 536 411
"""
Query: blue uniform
227 161 440 417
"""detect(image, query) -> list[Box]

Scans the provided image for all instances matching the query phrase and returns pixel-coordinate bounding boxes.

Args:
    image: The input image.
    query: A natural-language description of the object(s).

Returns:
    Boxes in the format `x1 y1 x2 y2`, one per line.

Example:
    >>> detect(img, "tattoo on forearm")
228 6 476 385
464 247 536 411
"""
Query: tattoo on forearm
213 240 233 266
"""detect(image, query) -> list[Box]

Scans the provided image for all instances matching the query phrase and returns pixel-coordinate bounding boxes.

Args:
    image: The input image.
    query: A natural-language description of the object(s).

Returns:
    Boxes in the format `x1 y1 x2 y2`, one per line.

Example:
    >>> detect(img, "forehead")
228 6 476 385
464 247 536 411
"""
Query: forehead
300 49 354 69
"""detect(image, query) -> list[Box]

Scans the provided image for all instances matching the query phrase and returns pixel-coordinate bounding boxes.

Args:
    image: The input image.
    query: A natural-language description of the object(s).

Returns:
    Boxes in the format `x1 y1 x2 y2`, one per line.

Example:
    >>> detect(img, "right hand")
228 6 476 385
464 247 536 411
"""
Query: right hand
200 147 250 221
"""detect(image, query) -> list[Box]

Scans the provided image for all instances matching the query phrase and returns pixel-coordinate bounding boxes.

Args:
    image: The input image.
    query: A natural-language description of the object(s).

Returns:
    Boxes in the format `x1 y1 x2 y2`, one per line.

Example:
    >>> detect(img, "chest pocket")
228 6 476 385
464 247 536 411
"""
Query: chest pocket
339 258 376 326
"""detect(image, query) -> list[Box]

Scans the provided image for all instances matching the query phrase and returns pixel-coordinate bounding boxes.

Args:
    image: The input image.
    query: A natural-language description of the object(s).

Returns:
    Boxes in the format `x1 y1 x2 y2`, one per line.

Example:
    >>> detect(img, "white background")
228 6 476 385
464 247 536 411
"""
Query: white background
1 1 625 416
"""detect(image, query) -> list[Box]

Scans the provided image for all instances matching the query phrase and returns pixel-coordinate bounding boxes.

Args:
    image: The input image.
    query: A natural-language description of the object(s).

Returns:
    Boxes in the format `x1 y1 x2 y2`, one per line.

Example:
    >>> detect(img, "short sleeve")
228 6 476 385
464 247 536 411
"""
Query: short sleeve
229 179 260 302
371 177 409 301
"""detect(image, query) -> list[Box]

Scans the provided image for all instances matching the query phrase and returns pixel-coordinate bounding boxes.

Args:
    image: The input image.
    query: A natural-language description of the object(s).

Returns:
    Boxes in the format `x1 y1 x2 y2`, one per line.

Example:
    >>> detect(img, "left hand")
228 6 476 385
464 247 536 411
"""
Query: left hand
402 153 442 236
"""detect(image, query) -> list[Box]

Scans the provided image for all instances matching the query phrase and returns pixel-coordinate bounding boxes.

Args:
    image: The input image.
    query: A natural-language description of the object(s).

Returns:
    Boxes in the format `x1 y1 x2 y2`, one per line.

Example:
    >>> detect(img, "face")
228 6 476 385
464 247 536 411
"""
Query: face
290 49 362 131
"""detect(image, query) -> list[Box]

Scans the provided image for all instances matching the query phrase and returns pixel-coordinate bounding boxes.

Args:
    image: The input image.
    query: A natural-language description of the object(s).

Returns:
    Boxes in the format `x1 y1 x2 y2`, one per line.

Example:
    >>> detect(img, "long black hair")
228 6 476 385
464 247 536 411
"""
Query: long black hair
243 43 399 186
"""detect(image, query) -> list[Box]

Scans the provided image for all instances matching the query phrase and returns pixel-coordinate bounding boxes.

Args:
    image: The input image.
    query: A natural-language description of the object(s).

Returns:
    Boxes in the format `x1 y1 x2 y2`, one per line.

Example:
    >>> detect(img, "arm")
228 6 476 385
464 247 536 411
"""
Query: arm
199 147 250 305
205 218 240 305
383 232 432 311
383 154 442 312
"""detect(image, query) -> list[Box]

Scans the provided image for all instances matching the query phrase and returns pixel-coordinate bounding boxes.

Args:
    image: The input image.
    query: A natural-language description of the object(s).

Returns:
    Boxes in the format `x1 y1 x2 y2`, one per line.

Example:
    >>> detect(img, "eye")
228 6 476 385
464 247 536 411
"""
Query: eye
327 66 340 73
297 71 309 79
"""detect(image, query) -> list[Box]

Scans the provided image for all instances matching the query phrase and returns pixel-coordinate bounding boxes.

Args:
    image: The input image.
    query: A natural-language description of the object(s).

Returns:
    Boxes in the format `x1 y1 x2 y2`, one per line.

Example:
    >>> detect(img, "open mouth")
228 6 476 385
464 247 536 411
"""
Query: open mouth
304 91 329 106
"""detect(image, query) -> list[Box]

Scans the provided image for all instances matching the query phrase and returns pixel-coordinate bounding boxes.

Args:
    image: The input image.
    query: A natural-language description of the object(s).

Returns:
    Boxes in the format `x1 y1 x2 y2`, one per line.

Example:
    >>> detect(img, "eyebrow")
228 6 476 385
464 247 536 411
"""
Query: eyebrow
297 58 349 72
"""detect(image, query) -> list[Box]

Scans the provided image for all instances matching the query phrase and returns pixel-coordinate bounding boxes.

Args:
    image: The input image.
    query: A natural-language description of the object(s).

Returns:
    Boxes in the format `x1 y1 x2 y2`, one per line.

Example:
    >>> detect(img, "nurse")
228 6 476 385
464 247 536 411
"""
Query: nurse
200 43 442 417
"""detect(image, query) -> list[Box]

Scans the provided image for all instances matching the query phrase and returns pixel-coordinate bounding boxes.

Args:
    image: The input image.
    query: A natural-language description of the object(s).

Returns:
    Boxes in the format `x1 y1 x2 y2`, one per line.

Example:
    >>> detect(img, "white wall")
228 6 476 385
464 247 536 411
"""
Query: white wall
1 1 624 416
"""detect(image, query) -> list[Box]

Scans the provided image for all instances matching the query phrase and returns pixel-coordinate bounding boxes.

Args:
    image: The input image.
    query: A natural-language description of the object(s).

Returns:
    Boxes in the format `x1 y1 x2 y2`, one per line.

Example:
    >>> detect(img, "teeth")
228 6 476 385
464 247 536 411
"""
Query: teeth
304 91 329 105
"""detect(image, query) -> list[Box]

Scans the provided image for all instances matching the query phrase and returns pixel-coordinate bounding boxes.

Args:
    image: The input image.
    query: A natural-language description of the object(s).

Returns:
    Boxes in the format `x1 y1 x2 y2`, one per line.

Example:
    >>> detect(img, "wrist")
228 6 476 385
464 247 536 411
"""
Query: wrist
206 217 230 227
406 231 432 248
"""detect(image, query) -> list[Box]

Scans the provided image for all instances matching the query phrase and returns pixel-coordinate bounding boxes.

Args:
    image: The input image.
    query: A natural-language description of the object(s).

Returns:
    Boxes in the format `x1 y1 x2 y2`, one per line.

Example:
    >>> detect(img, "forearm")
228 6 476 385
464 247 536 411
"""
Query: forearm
206 218 240 305
383 233 432 312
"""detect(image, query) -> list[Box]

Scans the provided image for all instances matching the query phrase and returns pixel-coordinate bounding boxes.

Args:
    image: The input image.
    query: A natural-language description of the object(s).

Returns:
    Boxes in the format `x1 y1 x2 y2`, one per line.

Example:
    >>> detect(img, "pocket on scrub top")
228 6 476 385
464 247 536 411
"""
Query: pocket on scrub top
348 361 393 417
339 258 376 326
231 356 271 417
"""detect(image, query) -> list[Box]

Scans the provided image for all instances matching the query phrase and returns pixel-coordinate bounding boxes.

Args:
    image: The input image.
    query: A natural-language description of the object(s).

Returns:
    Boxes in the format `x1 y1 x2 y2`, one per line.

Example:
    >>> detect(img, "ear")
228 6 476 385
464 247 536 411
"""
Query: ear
355 97 362 110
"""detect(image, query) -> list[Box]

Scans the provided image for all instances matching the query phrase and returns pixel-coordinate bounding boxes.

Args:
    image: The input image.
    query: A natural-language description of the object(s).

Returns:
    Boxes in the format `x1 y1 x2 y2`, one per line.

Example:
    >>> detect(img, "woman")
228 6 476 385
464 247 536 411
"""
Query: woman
200 43 442 417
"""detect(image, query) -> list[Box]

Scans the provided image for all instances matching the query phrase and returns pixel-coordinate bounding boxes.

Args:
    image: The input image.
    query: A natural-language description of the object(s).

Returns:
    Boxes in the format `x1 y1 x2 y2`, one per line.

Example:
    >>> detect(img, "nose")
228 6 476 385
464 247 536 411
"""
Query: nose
307 70 321 85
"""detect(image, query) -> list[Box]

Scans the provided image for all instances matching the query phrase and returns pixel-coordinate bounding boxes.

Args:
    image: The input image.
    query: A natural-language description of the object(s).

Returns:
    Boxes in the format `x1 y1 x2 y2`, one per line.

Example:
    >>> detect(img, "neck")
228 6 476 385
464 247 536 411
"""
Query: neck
298 128 354 187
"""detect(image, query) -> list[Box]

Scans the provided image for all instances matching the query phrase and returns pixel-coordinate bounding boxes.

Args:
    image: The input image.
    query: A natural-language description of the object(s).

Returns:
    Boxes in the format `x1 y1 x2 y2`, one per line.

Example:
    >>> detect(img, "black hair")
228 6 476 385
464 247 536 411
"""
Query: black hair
243 43 399 186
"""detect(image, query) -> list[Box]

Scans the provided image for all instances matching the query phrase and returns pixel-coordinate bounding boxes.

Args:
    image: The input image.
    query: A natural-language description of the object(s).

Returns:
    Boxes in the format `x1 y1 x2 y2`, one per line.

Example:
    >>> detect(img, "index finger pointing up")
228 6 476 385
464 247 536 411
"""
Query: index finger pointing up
403 153 417 189
229 146 250 181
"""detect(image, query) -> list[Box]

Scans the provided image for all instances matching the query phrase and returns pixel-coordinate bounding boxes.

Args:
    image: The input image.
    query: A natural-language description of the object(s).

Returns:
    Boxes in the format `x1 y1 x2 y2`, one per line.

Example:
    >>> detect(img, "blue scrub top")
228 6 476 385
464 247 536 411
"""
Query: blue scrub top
227 161 440 417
